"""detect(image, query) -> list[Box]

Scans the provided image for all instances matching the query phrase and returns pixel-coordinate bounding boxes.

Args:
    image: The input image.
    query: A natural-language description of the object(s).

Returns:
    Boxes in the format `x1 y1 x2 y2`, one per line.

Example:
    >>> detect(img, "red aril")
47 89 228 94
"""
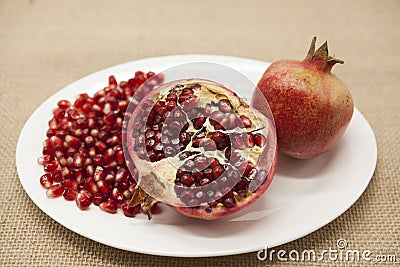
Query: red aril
76 190 92 210
46 185 64 198
40 174 53 189
63 188 79 201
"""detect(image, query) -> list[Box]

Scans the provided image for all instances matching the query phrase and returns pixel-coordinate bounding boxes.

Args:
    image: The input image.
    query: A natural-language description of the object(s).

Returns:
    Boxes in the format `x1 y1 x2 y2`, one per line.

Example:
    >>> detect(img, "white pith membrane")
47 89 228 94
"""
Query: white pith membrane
127 79 271 218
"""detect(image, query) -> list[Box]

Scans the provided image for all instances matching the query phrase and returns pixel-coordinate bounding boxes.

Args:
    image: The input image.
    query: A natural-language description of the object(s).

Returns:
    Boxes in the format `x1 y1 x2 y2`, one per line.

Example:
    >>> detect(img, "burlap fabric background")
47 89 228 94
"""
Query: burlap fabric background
1 0 399 266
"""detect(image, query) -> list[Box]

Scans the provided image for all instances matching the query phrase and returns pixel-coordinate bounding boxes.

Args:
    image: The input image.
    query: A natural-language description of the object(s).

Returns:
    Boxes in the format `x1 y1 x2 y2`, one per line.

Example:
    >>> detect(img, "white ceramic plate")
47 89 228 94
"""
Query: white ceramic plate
16 55 377 257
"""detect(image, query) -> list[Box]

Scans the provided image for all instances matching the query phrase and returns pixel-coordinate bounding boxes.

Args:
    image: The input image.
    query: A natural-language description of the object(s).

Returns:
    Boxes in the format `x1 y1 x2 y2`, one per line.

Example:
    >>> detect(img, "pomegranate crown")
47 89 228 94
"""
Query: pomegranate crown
304 36 344 73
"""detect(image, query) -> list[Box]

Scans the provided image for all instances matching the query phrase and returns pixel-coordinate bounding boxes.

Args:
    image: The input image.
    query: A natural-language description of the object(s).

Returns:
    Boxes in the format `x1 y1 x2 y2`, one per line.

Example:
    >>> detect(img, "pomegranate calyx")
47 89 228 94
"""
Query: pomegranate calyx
304 36 344 73
129 185 158 220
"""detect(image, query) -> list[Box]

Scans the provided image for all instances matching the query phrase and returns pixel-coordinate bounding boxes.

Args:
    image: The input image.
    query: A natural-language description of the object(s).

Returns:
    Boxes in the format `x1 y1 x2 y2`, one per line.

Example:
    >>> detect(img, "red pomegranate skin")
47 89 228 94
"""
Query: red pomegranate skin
253 37 354 159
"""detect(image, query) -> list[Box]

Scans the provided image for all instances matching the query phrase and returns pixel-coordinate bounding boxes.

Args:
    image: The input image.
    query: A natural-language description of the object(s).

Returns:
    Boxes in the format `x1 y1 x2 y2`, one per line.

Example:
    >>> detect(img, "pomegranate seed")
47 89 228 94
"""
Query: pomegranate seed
181 174 195 187
65 135 81 149
92 104 102 115
104 112 117 124
37 155 52 166
193 117 206 130
88 147 96 157
203 168 213 179
111 187 124 202
78 147 88 157
206 158 217 168
116 150 124 165
121 202 141 217
109 75 117 86
76 190 92 210
76 118 88 129
118 100 129 111
223 197 236 208
55 150 64 159
200 139 216 151
61 167 72 179
212 165 224 179
181 88 194 96
63 188 78 201
97 180 110 195
244 162 254 177
227 113 238 129
104 172 116 185
240 115 252 128
40 174 53 188
166 101 177 111
42 138 52 149
119 81 128 89
66 147 78 157
73 170 84 184
84 135 94 146
102 148 114 164
181 95 199 110
115 168 128 183
93 155 102 165
93 166 105 181
94 141 107 153
84 179 98 194
235 178 248 191
54 107 66 119
52 171 63 183
46 128 57 138
218 99 232 113
92 193 105 206
73 153 84 168
122 189 132 199
46 185 64 198
67 109 81 120
57 100 71 109
44 161 58 172
85 164 94 177
246 133 255 147
81 103 92 113
61 179 78 189
106 136 119 146
254 133 266 147
48 117 58 129
99 200 118 214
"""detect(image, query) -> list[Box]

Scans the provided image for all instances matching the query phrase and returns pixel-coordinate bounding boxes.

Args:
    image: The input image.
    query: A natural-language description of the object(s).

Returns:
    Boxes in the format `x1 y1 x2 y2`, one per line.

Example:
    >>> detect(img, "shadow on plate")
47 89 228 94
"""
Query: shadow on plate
276 149 337 179
150 195 283 238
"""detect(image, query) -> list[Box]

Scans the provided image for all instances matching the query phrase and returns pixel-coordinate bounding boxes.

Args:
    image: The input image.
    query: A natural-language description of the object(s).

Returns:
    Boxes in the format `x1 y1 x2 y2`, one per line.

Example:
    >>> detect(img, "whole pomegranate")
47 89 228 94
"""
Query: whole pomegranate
125 79 277 220
253 37 354 159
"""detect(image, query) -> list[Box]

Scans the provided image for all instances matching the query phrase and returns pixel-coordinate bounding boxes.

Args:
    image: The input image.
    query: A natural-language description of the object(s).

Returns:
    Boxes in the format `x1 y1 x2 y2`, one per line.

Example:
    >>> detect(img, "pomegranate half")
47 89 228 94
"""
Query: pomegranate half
124 79 277 220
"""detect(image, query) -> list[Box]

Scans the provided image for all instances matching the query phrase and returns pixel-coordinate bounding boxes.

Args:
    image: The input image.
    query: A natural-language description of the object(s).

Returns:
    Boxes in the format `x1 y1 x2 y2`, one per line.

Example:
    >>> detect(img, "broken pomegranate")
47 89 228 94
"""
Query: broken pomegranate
125 79 278 220
38 71 163 217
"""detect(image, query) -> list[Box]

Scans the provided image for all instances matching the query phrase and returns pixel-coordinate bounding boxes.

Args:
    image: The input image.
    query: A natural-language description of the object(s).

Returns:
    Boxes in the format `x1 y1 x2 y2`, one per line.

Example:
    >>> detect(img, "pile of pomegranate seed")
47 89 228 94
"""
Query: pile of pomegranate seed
38 71 163 217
